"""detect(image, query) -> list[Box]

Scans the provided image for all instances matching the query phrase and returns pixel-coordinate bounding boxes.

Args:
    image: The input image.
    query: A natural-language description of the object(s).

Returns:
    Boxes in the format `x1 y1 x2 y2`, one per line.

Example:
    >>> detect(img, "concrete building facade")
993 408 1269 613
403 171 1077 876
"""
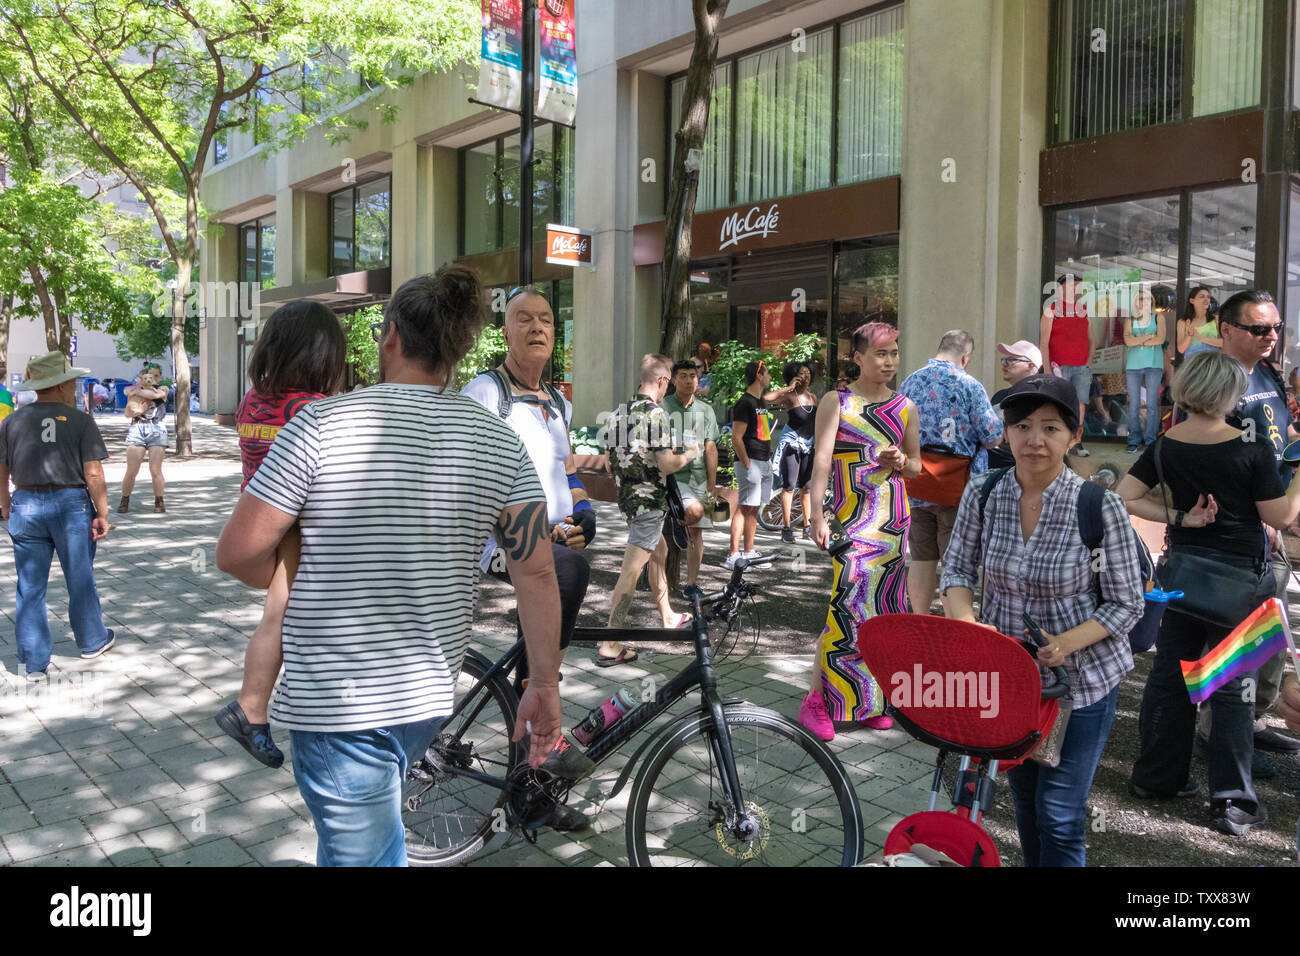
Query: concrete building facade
198 0 1299 436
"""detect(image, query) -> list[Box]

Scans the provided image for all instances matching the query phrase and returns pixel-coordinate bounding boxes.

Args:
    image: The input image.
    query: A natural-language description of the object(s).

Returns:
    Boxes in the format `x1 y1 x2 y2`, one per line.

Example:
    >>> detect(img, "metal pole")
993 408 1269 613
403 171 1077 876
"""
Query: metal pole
520 0 536 286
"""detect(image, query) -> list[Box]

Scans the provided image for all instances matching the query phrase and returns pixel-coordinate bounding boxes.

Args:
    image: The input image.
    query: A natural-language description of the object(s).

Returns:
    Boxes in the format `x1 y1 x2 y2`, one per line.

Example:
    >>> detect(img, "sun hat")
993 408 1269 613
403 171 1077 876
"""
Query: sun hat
18 351 91 391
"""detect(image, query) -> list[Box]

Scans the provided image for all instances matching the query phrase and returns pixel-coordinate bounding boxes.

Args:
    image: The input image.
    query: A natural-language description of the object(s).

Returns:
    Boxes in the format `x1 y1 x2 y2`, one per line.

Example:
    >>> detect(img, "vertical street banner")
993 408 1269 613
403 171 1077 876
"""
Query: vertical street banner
760 301 795 354
478 0 523 112
537 0 577 125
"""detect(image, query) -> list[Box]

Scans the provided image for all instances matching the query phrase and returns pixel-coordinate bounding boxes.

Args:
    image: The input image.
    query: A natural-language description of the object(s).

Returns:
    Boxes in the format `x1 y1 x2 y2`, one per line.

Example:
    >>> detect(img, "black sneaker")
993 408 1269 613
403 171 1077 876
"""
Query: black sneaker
215 701 285 768
1252 750 1277 779
781 527 795 543
541 736 596 781
1128 779 1199 799
1210 799 1267 836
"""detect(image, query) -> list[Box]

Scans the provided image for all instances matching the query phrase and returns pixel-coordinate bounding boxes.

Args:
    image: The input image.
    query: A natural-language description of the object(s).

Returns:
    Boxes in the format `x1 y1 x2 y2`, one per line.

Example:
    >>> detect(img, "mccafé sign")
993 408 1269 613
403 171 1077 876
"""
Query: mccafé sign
719 203 780 250
545 223 594 267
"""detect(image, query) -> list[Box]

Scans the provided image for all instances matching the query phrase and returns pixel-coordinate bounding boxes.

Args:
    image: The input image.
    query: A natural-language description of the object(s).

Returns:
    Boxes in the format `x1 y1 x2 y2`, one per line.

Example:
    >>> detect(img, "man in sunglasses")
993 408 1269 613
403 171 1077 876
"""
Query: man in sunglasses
1198 289 1300 763
462 285 597 825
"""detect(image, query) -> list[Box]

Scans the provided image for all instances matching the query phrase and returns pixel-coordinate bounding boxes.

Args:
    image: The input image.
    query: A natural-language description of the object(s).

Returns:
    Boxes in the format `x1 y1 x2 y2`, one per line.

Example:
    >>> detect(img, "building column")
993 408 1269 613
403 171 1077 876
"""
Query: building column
573 0 641 428
899 0 1047 389
198 222 240 415
392 140 437 288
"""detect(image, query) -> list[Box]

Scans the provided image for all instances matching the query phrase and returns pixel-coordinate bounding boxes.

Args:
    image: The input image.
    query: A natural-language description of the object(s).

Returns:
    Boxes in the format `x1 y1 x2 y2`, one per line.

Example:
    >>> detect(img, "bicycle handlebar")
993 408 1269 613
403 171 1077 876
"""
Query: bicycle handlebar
686 552 776 613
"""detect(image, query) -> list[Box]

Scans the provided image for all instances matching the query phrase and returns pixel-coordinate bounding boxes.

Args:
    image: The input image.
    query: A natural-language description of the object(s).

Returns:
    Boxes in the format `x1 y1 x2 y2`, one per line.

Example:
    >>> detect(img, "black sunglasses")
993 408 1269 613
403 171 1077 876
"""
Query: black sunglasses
1226 320 1281 337
370 320 386 343
506 286 551 306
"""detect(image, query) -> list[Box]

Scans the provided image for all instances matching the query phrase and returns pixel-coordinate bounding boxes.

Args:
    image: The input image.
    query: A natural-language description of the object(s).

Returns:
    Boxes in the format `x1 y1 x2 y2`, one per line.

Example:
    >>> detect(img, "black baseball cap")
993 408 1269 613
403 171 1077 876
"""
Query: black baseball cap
998 374 1081 431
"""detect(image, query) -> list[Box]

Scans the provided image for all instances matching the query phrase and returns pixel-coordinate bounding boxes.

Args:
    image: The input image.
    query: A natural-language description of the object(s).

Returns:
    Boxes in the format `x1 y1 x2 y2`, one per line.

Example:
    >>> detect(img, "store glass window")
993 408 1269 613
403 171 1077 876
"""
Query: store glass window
1192 0 1262 116
687 265 730 358
1186 183 1257 302
458 123 575 256
1285 182 1300 372
464 141 500 256
735 27 834 204
1052 0 1185 142
1050 195 1181 349
238 214 276 290
837 5 904 184
833 243 899 381
669 64 733 212
328 175 391 275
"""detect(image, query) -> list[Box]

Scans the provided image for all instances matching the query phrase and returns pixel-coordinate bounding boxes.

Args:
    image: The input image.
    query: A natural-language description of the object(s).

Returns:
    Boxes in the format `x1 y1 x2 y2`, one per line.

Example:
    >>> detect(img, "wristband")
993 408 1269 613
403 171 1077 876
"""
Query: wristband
1174 510 1185 527
567 473 586 491
572 498 593 514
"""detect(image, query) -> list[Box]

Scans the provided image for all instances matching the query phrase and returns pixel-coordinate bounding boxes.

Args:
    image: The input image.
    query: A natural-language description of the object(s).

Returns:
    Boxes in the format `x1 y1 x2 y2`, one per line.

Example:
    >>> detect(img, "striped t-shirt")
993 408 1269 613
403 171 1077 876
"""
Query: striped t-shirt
245 383 545 732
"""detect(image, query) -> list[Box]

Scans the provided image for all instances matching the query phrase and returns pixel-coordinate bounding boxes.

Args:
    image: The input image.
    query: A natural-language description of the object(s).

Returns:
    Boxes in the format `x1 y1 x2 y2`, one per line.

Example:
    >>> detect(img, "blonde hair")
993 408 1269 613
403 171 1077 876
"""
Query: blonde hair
639 353 672 387
1172 350 1245 417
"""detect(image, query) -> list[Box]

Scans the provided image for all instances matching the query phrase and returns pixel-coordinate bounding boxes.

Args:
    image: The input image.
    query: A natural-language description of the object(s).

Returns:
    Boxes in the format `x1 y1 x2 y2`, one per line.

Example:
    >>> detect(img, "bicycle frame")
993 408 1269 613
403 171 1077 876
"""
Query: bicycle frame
436 589 753 826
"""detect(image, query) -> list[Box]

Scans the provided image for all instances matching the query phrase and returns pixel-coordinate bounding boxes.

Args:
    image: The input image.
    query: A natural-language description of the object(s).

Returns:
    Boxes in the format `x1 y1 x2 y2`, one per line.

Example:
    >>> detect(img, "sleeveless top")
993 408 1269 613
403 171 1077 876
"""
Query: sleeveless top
788 401 816 440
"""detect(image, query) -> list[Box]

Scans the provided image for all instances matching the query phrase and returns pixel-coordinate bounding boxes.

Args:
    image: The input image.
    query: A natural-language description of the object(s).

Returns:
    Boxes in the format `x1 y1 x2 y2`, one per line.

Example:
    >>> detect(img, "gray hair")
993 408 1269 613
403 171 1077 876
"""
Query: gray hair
1172 350 1246 417
937 329 974 358
639 352 672 387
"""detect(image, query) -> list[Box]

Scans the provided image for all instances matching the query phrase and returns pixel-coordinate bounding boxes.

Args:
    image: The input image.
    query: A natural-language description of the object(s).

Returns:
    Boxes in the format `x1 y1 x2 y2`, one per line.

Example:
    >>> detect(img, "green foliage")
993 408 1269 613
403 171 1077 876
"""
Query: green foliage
114 310 199 365
715 426 737 489
707 340 773 410
339 304 384 386
454 325 508 389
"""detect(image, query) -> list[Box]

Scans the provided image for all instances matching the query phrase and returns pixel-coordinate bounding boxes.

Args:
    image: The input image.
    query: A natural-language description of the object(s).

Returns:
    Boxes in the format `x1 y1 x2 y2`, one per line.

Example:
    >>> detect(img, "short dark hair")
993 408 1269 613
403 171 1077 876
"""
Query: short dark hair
1217 289 1275 331
384 265 485 383
248 300 347 398
744 360 766 386
672 359 698 376
783 360 810 384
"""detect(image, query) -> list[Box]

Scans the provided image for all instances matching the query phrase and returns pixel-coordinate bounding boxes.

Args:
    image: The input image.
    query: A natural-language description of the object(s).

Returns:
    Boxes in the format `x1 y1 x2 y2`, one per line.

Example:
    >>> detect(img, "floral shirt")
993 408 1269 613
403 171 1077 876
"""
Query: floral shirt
607 393 673 518
898 358 1002 509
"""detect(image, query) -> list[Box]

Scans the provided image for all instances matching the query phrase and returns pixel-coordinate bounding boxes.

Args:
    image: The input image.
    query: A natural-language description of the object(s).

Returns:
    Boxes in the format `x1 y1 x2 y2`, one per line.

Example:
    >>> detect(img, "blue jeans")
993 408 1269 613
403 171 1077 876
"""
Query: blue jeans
1125 366 1163 445
291 716 444 867
1007 685 1119 867
1057 364 1092 406
7 488 110 674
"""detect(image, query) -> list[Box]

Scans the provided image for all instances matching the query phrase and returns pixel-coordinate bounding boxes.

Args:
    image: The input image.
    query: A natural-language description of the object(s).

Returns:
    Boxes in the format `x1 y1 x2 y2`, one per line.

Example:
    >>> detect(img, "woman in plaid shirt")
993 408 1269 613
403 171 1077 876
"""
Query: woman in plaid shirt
941 374 1144 866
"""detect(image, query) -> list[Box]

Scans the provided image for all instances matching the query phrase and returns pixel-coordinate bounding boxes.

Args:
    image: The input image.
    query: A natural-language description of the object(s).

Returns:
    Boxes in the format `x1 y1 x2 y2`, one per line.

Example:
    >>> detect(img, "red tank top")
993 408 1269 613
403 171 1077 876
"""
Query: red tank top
1047 300 1091 367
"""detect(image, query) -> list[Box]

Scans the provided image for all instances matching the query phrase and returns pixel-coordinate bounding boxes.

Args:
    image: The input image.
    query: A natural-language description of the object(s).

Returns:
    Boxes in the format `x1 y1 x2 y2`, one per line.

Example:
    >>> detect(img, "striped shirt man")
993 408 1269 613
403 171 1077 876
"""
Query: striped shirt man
245 383 545 732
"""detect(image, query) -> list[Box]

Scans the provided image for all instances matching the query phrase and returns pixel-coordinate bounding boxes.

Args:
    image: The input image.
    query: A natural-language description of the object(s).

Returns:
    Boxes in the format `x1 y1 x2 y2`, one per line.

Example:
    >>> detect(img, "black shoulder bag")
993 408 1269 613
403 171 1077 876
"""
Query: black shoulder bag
1152 436 1274 628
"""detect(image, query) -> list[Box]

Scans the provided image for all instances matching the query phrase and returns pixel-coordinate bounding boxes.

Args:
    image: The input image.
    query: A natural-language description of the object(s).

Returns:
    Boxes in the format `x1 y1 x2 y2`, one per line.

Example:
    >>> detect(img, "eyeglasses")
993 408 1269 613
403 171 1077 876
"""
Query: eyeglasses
1226 320 1281 337
1000 356 1032 366
371 320 386 343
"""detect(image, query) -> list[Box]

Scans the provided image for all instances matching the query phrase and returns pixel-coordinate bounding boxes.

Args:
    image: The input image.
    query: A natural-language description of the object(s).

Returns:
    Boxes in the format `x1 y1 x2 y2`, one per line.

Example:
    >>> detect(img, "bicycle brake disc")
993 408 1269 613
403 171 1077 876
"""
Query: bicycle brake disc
713 801 770 861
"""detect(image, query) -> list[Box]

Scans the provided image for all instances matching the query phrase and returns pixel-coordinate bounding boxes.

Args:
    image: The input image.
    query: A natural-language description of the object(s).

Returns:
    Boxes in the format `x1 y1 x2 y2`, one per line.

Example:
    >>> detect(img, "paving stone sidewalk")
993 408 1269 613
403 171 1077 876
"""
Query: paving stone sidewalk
0 415 934 866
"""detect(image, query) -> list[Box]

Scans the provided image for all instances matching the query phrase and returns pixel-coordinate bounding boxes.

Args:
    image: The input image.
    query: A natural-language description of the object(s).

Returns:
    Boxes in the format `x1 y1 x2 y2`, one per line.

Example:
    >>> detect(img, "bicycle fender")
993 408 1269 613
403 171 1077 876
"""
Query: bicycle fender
606 698 749 800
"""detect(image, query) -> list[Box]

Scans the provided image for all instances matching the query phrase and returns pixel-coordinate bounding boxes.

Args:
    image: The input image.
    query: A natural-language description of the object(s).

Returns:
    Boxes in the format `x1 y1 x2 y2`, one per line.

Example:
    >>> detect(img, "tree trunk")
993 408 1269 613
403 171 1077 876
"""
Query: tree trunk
660 0 730 360
0 293 11 382
26 263 59 351
171 255 194 455
52 284 71 353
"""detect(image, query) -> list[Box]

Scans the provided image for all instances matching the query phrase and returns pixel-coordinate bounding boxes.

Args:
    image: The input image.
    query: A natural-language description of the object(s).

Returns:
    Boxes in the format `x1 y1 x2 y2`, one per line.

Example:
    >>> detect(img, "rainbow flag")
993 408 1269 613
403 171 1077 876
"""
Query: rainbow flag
756 411 773 442
1181 599 1289 704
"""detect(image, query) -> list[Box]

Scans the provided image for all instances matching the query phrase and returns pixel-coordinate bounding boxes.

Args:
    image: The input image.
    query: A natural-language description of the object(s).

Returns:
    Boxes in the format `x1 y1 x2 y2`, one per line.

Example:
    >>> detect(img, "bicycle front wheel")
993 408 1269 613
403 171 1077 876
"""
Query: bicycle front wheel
403 648 521 866
757 490 793 531
626 704 863 866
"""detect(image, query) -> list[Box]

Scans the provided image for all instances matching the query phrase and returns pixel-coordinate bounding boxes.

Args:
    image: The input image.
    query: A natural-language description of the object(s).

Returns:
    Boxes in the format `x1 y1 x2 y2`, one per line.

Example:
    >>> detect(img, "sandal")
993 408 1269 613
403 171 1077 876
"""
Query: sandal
215 701 285 768
668 612 693 629
594 648 639 667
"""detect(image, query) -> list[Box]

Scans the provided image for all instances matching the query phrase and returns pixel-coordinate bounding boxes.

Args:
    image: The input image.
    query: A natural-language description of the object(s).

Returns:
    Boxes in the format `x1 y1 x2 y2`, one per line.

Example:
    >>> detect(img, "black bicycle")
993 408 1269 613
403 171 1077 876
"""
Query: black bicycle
401 554 863 867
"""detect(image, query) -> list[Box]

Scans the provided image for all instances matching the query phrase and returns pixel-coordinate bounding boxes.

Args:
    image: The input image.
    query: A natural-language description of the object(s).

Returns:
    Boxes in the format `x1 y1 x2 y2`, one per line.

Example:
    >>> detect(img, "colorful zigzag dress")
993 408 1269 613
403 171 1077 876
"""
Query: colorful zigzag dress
816 387 911 721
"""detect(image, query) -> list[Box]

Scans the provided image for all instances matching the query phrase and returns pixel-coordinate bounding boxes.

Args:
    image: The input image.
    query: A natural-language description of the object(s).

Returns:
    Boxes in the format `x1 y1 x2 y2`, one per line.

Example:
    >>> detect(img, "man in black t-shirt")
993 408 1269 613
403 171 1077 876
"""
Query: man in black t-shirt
0 352 115 681
726 360 773 568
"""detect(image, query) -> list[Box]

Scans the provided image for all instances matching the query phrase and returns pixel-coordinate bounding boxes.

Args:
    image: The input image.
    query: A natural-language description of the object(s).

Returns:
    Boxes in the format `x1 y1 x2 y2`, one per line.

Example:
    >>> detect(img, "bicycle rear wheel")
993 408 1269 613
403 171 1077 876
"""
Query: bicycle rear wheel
757 490 799 532
403 648 521 866
626 704 863 866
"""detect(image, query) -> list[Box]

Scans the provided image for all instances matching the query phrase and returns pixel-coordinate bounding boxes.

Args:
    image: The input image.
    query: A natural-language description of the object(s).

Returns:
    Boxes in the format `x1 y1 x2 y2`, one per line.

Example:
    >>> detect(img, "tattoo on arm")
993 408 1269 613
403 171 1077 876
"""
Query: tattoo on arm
496 501 549 562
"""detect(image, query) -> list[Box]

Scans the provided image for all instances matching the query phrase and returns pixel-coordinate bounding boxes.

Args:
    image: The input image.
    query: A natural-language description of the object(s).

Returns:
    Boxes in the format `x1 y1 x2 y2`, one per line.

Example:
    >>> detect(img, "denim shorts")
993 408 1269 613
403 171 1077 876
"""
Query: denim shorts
626 509 666 551
125 422 167 448
1056 365 1092 405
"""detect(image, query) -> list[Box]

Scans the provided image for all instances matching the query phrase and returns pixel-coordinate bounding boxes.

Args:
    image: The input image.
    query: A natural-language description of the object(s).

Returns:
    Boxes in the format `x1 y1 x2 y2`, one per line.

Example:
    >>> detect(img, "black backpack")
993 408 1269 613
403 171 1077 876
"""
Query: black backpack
976 468 1161 652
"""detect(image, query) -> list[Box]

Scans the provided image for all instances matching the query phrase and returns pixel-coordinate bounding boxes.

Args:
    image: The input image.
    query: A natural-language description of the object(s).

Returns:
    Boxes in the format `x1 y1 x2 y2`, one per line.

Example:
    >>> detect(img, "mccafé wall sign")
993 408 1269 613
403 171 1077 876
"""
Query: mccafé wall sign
545 223 594 267
719 203 780 250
